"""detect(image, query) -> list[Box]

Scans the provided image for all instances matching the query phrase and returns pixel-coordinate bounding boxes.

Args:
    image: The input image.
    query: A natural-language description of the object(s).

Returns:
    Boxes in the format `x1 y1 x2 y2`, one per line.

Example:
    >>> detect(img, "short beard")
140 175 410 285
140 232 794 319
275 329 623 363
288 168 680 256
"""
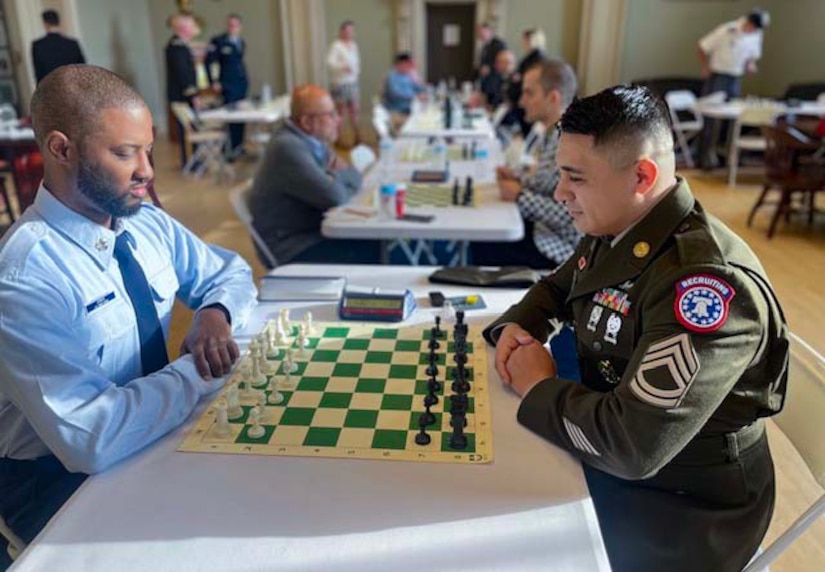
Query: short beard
77 159 143 219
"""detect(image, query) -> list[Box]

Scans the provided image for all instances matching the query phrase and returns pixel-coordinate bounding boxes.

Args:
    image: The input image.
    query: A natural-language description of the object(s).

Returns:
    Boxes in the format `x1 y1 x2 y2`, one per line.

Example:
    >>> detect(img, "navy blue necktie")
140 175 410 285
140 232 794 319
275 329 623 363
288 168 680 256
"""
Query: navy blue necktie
113 232 169 375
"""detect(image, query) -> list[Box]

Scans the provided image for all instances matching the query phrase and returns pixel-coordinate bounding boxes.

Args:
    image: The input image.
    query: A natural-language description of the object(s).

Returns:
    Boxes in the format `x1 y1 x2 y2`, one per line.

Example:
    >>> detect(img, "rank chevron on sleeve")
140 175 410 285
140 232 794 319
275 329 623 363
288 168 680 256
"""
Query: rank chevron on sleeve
629 333 700 409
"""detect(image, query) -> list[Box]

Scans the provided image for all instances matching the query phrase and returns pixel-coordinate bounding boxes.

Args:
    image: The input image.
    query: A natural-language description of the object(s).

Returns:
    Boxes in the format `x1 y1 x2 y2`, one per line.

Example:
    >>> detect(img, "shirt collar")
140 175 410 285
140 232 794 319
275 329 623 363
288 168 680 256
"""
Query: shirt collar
285 119 327 165
32 183 128 270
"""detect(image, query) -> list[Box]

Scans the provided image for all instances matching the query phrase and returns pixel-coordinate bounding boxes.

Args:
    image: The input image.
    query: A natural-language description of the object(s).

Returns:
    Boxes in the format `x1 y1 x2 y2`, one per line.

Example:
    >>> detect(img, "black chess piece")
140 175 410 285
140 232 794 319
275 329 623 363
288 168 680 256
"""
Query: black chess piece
471 141 477 159
428 376 442 393
449 418 468 450
451 411 468 428
424 392 439 407
415 420 432 446
435 315 441 334
451 369 470 394
426 363 439 377
452 178 460 205
419 404 436 427
462 177 471 206
462 142 468 160
456 309 465 324
453 352 467 366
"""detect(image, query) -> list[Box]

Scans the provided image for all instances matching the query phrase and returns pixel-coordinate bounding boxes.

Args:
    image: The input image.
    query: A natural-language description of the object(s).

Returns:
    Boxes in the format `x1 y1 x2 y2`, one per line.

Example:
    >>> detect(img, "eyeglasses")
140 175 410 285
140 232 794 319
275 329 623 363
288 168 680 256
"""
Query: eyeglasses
306 110 339 119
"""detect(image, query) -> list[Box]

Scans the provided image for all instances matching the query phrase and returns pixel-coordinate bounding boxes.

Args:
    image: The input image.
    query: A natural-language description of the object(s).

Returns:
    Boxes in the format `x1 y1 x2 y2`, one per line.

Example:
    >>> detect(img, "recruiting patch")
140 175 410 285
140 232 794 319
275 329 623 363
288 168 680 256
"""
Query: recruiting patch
629 333 700 409
674 274 735 333
592 287 631 316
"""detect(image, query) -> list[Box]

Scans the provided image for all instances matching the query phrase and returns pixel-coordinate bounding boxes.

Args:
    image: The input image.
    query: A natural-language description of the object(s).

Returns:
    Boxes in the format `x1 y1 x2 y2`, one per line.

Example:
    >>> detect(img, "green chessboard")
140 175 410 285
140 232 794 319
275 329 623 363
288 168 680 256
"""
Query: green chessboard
406 184 476 208
399 144 477 163
179 320 493 464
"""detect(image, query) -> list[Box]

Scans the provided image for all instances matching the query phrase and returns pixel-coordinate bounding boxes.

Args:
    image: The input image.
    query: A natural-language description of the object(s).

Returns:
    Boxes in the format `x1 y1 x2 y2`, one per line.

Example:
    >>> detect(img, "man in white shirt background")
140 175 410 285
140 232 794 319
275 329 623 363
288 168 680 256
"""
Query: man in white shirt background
697 9 769 170
327 20 361 146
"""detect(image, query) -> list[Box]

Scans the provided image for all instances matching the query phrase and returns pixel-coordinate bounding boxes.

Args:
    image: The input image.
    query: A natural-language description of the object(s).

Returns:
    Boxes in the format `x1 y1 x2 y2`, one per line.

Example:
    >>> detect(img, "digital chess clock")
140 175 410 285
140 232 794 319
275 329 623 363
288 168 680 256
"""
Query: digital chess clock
338 288 417 322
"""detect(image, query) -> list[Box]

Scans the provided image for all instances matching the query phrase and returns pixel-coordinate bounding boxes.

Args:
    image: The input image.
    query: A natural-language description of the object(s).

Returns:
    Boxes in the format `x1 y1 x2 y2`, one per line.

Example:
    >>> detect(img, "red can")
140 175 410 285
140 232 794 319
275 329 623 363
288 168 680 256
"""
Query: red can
395 184 407 218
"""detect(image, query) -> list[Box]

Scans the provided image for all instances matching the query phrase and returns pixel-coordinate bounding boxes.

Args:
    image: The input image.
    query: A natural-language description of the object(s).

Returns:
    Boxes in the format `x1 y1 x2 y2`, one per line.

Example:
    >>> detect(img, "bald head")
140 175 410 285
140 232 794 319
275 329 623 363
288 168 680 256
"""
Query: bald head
31 64 147 150
290 84 333 119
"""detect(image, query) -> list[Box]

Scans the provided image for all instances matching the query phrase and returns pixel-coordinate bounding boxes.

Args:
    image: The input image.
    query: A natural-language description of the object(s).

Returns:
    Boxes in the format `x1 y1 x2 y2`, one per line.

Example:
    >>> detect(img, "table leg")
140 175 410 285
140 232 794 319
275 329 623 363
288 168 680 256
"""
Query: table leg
458 241 469 266
380 240 391 264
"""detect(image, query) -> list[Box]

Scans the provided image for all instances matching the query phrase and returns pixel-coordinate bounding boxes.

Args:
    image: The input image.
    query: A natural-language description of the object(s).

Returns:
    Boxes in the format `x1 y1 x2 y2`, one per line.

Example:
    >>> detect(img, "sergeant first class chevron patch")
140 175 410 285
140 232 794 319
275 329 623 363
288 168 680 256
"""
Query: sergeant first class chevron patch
629 333 700 409
674 274 736 333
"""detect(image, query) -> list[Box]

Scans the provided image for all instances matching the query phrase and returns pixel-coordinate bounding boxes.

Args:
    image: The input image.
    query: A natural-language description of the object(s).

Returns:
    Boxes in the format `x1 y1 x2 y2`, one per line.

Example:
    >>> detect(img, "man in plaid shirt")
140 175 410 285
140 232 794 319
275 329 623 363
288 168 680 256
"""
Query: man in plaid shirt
472 59 581 269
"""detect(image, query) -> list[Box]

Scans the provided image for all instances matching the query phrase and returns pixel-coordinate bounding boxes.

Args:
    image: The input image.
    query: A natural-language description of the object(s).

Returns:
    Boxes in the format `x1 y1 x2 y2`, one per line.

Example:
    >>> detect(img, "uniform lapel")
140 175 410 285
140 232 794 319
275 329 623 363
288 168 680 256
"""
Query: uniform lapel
568 179 696 302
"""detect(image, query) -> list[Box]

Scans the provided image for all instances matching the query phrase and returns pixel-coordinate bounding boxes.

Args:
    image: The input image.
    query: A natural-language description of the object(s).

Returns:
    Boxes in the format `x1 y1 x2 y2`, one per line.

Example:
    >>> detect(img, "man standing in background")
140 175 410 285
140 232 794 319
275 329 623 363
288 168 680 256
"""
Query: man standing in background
476 22 506 80
697 9 769 170
327 20 361 146
165 13 200 167
31 9 85 84
206 13 250 159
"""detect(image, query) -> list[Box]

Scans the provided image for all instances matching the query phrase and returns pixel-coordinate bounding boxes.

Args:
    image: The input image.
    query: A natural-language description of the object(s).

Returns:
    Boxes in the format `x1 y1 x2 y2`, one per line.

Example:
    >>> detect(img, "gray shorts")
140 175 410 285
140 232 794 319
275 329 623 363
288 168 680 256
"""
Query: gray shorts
331 82 360 105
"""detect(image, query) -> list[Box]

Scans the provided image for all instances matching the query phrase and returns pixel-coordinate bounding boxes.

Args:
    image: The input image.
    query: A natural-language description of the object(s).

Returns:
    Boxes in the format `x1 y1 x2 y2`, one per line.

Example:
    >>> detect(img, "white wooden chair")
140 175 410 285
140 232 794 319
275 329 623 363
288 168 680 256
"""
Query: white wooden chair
665 90 703 168
743 332 825 571
170 103 234 183
727 106 778 187
1 515 26 561
228 179 278 269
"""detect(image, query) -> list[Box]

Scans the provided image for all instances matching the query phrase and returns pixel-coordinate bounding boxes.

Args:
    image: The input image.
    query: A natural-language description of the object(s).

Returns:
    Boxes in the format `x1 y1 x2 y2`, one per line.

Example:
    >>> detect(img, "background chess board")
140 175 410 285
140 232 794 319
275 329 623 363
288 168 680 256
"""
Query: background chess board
406 184 477 208
179 321 493 464
399 144 479 163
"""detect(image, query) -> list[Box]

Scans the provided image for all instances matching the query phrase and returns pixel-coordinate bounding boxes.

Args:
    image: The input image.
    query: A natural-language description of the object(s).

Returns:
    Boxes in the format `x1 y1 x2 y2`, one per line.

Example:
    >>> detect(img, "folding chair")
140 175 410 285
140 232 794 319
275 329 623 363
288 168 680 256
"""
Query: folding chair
372 103 391 140
743 332 825 571
665 90 703 168
228 179 278 269
170 103 234 183
728 106 778 187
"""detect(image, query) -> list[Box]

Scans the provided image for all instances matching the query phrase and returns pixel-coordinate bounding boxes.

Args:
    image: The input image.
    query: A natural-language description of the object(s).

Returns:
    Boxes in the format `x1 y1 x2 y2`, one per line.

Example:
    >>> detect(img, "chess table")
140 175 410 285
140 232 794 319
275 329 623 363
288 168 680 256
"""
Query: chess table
12 265 611 572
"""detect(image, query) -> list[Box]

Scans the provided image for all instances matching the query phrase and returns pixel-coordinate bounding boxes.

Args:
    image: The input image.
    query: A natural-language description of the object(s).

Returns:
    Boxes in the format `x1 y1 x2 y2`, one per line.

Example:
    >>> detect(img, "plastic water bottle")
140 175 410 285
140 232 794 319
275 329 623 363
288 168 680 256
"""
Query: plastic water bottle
261 83 272 105
432 135 447 171
475 147 489 180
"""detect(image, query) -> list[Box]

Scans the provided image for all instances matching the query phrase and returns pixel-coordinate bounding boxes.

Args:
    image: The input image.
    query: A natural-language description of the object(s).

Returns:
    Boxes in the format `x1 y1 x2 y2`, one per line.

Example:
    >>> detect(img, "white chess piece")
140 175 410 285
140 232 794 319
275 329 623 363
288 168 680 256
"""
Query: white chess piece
226 384 243 420
213 398 231 438
279 308 291 336
256 393 269 422
303 311 314 335
247 407 265 439
284 348 298 374
266 329 278 359
273 319 289 346
296 324 309 357
268 375 285 404
251 354 268 388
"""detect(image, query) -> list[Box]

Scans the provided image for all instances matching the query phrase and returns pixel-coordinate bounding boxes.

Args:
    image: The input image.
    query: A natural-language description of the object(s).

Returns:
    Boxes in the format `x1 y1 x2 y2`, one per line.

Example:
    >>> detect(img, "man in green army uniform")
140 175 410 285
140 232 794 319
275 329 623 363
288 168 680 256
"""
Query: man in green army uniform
484 85 788 572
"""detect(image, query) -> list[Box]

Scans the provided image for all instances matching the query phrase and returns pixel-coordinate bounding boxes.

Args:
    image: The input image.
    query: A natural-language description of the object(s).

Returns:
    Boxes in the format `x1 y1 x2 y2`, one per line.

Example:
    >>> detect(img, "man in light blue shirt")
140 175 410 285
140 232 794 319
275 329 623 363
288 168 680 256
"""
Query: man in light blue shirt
0 65 257 558
382 52 426 127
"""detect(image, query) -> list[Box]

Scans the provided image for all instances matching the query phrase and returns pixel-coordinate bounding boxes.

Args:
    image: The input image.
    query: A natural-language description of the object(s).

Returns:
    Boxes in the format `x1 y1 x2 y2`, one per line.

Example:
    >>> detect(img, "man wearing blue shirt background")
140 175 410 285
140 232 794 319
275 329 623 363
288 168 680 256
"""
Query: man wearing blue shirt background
206 13 249 158
0 65 257 565
382 52 426 133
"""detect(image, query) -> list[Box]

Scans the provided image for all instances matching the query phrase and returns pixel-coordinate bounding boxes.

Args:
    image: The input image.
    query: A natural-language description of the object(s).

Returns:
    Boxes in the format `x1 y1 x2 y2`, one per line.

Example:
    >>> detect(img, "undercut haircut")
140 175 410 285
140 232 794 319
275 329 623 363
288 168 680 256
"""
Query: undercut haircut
559 84 674 167
526 58 578 108
42 10 60 26
30 64 146 150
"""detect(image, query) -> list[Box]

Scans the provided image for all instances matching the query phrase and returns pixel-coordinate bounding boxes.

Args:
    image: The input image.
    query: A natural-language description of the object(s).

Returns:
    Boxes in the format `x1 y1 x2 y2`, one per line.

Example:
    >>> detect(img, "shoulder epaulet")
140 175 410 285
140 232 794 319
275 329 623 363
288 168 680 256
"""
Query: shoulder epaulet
170 37 185 47
673 215 725 268
0 221 50 277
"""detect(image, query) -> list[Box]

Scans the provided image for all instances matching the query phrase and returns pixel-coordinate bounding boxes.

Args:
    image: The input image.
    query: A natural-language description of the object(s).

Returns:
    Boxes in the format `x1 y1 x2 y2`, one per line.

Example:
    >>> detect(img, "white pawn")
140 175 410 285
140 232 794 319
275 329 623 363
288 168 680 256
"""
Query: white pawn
213 398 231 438
279 308 291 336
256 393 269 422
273 318 289 346
249 338 260 360
283 348 298 374
266 329 278 359
268 375 285 404
303 311 314 335
238 367 252 398
247 407 265 439
226 384 243 420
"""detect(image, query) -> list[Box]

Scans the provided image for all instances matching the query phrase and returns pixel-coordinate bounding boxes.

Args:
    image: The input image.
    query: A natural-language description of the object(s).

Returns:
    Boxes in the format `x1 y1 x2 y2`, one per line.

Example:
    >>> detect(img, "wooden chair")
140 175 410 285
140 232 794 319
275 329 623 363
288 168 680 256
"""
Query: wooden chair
747 125 825 238
170 103 233 183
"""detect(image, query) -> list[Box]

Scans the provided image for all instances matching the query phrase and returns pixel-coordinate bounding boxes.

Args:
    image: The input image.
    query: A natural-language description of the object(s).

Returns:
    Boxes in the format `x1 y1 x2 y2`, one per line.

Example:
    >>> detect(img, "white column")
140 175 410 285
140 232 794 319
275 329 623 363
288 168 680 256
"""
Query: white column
577 0 628 95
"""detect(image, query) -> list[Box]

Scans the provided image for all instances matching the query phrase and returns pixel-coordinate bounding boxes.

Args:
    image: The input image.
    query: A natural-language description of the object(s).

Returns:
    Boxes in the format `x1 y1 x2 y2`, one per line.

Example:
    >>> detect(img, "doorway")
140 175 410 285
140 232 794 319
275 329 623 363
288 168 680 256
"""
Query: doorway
425 3 475 85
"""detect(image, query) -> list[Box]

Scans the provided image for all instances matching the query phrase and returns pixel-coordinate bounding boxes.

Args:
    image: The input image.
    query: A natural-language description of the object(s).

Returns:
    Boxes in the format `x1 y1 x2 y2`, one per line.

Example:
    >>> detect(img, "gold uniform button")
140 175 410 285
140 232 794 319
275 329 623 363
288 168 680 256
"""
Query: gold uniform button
633 241 650 259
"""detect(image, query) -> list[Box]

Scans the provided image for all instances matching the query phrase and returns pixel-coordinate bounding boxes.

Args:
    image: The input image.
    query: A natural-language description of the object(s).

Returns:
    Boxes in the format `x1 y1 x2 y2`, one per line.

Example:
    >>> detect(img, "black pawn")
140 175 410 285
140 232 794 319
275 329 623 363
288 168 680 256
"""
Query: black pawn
428 376 442 393
462 142 469 160
424 392 439 407
419 404 436 427
435 315 441 334
426 363 439 377
452 178 460 205
456 309 465 324
415 422 432 446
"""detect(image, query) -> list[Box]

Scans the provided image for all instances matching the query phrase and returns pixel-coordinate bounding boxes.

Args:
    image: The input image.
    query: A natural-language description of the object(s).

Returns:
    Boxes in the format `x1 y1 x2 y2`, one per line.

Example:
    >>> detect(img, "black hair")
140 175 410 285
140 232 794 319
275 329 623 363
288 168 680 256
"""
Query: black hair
560 85 673 164
394 52 412 65
42 10 60 26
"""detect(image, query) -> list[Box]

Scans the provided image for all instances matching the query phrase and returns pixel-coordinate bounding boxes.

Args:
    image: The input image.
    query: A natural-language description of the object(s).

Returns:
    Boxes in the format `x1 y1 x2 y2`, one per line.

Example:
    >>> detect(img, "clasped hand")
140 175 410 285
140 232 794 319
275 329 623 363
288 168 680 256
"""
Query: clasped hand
495 324 557 397
180 307 240 379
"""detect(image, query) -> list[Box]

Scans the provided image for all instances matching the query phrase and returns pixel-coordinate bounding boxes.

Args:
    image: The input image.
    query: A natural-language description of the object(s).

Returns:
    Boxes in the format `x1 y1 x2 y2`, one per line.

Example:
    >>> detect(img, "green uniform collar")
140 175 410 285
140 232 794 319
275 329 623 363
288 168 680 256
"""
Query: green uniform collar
570 178 695 300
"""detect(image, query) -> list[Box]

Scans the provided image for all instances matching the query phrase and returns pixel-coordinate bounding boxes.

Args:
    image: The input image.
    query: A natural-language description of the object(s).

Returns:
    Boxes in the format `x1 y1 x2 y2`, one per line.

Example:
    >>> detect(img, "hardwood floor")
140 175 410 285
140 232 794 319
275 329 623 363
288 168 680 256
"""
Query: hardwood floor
131 142 825 571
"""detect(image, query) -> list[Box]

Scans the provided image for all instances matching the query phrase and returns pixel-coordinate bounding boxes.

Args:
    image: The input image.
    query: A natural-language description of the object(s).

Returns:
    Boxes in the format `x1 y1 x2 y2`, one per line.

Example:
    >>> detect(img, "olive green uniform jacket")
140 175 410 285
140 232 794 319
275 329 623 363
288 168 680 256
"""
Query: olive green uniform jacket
484 179 788 572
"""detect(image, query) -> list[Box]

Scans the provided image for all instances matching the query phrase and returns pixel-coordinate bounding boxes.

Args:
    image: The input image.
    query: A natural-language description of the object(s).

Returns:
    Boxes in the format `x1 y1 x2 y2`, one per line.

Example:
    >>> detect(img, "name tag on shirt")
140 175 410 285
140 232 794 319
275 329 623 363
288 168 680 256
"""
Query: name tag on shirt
86 292 116 314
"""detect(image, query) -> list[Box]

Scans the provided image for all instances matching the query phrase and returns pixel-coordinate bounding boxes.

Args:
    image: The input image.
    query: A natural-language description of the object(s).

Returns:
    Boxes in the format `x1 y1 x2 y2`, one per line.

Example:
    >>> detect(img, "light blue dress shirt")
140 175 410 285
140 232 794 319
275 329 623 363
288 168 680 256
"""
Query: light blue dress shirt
0 186 257 473
382 70 426 114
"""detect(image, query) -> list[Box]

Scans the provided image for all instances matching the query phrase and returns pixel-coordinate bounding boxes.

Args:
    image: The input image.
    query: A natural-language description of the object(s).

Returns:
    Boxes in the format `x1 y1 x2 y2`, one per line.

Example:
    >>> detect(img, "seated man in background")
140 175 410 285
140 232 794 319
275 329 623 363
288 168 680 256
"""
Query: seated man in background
480 49 515 111
0 65 257 562
484 85 786 572
382 52 426 133
472 59 581 269
249 84 380 267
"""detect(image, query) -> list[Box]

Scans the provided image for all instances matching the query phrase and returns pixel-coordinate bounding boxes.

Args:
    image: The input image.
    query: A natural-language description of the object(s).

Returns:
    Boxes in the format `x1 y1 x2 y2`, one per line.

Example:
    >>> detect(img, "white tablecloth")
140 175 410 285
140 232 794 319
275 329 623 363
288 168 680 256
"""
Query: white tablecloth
11 265 610 572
